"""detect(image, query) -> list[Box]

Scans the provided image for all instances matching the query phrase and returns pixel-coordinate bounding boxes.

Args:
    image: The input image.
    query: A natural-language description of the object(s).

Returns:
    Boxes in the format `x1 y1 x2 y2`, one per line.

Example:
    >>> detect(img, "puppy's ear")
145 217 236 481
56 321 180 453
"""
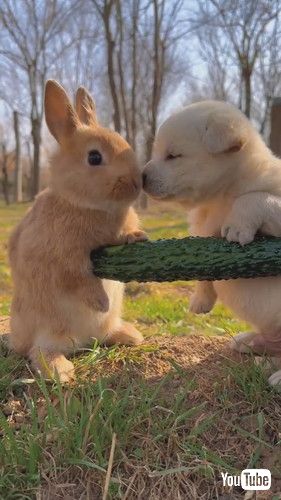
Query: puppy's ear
204 113 246 154
75 87 97 126
45 80 79 143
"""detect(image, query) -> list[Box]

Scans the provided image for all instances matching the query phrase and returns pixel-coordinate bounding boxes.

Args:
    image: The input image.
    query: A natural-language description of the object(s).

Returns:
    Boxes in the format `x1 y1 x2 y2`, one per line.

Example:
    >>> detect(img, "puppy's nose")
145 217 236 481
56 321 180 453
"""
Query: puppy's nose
142 172 147 187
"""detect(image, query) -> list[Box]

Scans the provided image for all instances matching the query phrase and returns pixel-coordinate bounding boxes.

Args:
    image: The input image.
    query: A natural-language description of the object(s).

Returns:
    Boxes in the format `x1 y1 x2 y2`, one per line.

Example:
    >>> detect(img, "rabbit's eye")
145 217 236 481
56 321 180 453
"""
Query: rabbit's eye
88 150 102 166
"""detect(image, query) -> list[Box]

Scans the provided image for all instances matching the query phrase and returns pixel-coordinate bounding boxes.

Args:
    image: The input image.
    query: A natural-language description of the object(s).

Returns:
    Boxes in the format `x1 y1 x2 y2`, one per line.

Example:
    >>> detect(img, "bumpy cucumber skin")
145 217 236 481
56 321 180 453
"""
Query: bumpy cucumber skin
91 236 281 283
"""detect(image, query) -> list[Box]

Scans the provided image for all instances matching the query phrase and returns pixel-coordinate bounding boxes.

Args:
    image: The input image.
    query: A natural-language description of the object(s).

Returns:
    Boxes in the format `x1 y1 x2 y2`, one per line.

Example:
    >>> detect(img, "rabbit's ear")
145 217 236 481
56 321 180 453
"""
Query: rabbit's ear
45 80 79 143
75 87 97 126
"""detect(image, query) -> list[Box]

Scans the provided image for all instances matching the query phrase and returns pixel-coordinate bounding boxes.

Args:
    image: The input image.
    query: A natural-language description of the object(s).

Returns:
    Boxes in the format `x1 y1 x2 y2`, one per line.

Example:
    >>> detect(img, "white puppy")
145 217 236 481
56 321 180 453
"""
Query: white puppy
143 100 281 386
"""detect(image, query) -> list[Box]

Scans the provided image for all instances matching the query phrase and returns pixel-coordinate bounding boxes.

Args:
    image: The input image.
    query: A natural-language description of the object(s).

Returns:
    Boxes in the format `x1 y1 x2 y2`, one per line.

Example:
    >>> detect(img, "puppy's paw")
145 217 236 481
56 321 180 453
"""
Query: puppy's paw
221 220 256 246
268 369 281 387
189 293 214 314
125 230 148 244
229 331 257 353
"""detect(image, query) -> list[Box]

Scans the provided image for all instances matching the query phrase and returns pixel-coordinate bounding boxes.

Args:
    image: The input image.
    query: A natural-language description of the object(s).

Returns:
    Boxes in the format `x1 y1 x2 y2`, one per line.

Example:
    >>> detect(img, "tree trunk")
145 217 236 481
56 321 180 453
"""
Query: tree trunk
31 118 41 198
1 144 10 205
130 0 139 150
242 68 252 118
139 0 161 212
150 0 161 143
270 97 281 156
104 4 121 132
13 110 22 202
26 139 33 199
116 0 131 143
91 236 281 283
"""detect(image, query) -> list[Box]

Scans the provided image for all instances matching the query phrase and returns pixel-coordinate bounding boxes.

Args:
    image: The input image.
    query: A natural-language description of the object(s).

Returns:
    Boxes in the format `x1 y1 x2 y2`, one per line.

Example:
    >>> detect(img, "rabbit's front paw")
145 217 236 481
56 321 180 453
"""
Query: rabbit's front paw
221 219 256 246
31 350 75 383
52 357 75 383
125 230 148 244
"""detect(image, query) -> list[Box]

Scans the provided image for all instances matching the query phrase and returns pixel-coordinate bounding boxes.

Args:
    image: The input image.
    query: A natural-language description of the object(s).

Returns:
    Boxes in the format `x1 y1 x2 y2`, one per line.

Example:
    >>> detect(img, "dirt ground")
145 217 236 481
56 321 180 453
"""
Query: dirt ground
1 314 281 499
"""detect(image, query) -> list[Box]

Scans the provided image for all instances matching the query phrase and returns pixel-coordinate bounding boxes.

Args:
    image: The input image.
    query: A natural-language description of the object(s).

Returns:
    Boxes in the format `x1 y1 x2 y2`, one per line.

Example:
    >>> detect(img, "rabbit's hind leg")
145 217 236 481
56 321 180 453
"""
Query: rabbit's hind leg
104 321 143 346
28 331 76 383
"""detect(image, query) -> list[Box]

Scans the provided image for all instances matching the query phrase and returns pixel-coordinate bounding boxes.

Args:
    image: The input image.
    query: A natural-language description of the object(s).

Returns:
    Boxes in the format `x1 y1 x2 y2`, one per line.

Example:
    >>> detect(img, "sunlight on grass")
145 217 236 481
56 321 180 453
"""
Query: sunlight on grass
0 340 280 497
0 202 30 307
0 362 238 497
140 206 187 240
0 200 280 497
0 200 247 338
124 282 248 337
0 358 185 495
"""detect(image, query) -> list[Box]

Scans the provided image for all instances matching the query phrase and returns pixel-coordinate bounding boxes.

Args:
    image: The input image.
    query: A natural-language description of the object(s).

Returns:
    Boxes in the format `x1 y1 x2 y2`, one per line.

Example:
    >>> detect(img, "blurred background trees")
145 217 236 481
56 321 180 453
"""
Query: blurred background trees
0 0 281 203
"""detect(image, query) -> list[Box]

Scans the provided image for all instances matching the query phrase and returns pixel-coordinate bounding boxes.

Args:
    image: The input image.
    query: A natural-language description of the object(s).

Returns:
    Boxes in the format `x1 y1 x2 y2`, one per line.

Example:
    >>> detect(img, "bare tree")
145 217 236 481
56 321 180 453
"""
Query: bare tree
1 142 10 205
0 0 81 197
91 0 122 132
13 110 22 202
255 16 281 136
130 0 140 150
190 26 238 103
195 0 281 118
140 0 189 160
90 0 188 151
88 1 189 211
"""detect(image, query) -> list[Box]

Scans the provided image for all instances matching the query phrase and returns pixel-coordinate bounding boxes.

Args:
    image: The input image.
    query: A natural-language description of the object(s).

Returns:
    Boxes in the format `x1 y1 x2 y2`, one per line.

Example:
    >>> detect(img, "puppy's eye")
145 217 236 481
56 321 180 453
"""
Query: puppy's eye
166 153 182 160
88 150 102 166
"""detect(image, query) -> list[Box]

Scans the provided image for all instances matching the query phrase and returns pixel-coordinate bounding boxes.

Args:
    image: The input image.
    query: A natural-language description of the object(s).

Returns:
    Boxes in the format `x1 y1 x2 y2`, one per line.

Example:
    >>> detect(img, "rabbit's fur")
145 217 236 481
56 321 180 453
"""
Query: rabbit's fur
9 80 146 382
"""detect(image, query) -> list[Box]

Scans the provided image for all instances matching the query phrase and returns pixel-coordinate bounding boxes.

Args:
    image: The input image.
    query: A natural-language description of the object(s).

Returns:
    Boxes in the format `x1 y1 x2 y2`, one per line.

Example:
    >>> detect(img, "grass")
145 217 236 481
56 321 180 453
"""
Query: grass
0 199 281 499
0 202 29 316
125 284 248 337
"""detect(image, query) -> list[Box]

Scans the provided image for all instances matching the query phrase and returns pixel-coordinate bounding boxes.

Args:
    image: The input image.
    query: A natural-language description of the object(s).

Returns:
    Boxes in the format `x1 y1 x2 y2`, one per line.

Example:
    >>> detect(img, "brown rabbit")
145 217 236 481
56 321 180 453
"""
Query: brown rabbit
8 80 147 382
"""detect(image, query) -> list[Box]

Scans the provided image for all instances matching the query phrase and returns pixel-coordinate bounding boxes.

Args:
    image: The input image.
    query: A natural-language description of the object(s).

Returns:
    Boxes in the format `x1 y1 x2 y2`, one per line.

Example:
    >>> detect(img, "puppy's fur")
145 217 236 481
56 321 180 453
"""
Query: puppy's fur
143 100 281 386
9 80 147 382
